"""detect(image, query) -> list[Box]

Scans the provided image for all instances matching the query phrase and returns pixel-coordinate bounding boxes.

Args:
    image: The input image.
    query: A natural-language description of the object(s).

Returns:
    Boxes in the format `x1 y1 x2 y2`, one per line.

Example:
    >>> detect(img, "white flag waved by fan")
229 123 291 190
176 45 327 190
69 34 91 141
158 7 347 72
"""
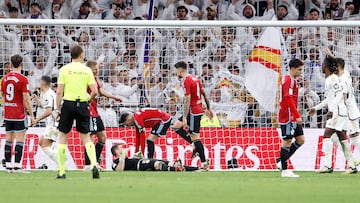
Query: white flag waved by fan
245 27 282 113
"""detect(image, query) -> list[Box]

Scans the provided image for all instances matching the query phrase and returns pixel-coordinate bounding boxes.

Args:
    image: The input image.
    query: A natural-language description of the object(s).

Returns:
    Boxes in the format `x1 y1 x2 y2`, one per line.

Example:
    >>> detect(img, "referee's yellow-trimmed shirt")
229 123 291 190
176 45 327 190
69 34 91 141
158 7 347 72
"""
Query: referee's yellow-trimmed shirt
58 62 95 102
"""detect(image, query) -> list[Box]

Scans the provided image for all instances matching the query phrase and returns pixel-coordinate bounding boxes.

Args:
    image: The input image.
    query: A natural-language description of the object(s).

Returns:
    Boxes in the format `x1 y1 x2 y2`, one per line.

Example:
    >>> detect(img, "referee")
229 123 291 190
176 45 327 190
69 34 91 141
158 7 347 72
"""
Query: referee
55 45 99 179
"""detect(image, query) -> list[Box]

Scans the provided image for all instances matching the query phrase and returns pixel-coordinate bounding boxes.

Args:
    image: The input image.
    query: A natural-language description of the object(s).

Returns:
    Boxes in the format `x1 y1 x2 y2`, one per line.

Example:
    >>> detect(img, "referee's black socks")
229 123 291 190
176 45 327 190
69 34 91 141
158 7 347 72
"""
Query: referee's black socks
95 141 105 163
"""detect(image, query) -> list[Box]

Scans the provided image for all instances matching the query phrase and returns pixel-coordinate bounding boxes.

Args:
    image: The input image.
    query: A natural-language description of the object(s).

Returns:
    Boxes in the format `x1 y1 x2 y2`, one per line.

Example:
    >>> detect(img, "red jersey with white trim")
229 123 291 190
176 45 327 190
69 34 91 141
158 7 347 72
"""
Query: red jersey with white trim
183 74 204 115
133 108 171 129
279 75 301 124
87 77 101 117
1 71 30 120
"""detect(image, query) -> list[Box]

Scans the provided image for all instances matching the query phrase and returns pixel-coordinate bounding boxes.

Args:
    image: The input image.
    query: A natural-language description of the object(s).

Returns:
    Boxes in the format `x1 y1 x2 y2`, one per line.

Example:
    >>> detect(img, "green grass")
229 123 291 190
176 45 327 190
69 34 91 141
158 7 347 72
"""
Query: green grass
0 171 360 203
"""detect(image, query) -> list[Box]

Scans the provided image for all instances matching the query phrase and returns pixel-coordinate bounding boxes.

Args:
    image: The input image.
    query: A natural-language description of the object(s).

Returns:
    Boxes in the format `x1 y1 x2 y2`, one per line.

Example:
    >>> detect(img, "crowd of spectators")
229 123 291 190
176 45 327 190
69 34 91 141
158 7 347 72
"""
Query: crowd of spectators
0 0 360 128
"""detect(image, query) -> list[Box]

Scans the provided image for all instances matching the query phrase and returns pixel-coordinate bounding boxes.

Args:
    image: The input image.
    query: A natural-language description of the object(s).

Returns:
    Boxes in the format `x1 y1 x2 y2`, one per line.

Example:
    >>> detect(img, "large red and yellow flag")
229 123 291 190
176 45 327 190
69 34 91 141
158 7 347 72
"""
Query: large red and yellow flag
244 27 282 112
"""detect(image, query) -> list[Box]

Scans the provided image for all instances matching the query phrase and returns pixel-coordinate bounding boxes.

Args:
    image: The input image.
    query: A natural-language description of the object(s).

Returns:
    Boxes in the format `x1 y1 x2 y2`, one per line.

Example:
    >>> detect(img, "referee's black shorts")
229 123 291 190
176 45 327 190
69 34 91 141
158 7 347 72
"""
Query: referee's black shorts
58 100 90 134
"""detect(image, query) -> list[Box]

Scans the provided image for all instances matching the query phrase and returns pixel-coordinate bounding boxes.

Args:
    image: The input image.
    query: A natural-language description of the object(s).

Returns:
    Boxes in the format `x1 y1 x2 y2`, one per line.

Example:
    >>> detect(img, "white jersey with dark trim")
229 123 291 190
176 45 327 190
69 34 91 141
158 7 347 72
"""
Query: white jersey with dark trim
340 70 360 120
40 89 56 127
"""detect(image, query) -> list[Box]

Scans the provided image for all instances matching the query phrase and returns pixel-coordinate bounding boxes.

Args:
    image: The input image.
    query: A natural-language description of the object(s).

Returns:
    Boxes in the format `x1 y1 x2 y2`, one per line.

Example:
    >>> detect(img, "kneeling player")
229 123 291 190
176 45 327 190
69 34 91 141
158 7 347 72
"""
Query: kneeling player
119 108 172 158
111 144 198 172
32 76 58 165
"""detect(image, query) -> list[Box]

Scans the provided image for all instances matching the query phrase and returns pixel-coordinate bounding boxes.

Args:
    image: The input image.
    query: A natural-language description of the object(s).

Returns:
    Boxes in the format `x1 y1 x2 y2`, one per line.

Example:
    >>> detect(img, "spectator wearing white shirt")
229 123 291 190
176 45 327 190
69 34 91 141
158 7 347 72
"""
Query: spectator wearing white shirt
24 44 57 91
202 0 227 20
98 97 118 127
105 2 123 19
227 0 274 20
28 2 48 19
115 69 139 105
335 28 360 74
275 0 299 20
183 0 203 20
9 0 31 18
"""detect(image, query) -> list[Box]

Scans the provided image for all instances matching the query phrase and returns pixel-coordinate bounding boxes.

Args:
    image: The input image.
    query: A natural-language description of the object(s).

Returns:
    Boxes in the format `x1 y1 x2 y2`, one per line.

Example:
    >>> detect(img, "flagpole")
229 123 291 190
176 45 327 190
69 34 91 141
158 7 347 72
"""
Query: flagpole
139 0 154 108
137 0 155 154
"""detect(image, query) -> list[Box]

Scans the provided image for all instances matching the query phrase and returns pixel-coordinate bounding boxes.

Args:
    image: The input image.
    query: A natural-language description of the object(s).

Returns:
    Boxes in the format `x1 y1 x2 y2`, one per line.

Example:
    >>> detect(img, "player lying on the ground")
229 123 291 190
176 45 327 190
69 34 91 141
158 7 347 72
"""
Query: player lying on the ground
110 144 198 172
119 108 172 158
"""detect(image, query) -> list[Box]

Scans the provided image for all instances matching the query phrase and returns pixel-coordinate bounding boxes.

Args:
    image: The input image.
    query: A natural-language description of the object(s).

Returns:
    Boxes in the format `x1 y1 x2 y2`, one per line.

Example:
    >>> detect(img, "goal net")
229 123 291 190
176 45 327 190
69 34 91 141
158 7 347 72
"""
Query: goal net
0 19 359 171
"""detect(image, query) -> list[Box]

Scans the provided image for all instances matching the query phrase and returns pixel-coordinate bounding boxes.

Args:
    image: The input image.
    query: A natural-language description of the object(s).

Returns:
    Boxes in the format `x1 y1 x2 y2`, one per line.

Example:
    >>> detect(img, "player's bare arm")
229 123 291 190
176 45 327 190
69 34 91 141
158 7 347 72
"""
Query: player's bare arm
33 107 52 126
99 87 122 102
55 84 64 120
23 92 35 125
202 89 213 119
32 94 42 107
113 147 130 172
88 83 98 103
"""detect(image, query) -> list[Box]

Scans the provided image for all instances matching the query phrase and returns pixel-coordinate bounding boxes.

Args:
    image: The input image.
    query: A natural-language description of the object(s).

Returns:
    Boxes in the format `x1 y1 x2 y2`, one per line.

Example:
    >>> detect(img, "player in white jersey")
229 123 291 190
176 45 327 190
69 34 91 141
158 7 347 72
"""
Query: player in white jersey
309 57 357 174
32 76 58 164
336 58 360 156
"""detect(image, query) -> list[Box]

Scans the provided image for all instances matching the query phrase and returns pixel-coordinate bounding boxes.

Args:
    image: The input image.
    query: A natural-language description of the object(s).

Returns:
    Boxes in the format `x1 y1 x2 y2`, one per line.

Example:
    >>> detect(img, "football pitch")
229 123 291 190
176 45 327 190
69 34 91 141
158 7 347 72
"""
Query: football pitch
0 171 359 203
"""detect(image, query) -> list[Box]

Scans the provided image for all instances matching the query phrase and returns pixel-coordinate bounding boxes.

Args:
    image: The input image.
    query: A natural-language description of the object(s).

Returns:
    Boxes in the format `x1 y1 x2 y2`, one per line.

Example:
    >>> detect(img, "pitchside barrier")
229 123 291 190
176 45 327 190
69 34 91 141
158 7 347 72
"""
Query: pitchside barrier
0 19 360 171
0 128 358 171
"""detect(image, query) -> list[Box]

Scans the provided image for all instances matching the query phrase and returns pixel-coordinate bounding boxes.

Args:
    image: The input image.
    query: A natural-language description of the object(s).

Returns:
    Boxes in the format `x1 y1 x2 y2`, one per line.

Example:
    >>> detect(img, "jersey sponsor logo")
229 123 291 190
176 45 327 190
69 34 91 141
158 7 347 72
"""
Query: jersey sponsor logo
3 102 18 107
6 76 20 83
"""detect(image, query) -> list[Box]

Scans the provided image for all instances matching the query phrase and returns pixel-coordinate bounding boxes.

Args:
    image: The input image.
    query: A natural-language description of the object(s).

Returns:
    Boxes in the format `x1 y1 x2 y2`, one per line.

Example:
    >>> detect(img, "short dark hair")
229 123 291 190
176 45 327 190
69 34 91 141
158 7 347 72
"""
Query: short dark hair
175 61 188 70
9 7 19 13
202 63 212 69
323 56 338 73
11 54 23 68
86 60 97 68
309 8 320 15
177 5 188 13
31 2 41 9
289 58 304 69
336 57 345 70
41 75 51 86
278 4 288 11
111 144 121 156
81 1 91 7
70 45 83 59
119 112 130 125
228 65 240 72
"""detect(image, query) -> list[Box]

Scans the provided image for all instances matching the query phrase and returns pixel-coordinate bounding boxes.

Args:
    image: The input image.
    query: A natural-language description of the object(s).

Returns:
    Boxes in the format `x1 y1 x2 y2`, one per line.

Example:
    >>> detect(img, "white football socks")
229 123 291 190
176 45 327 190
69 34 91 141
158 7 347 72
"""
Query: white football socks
340 140 356 168
323 138 333 168
351 136 360 153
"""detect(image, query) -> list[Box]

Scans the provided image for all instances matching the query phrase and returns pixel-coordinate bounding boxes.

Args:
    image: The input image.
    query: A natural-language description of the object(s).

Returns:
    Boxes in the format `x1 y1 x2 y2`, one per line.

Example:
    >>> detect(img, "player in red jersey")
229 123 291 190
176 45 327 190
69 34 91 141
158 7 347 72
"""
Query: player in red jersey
173 61 213 171
83 61 123 169
1 55 35 172
277 58 305 178
119 108 172 158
